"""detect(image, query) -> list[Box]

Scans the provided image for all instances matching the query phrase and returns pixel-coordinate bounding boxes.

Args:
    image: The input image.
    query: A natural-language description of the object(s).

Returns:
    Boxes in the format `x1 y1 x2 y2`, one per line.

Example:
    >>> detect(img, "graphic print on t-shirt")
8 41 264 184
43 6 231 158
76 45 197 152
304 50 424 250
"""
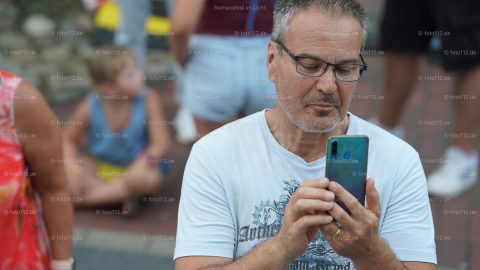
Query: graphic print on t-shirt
238 179 354 270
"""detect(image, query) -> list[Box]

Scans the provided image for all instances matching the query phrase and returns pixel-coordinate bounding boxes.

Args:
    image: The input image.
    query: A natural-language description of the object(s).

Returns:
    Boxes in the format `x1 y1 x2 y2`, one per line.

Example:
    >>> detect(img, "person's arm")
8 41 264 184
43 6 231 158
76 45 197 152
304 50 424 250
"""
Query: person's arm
178 248 435 270
351 239 437 270
176 235 291 270
144 89 170 158
13 81 74 263
63 99 90 169
62 99 90 198
169 0 207 68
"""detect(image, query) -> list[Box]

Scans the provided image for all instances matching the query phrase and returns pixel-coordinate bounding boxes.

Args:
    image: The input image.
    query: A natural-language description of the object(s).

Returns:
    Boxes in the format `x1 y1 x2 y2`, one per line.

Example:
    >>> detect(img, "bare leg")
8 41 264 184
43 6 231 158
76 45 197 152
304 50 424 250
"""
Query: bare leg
378 53 422 128
427 67 480 197
451 67 480 154
77 162 163 207
65 155 100 200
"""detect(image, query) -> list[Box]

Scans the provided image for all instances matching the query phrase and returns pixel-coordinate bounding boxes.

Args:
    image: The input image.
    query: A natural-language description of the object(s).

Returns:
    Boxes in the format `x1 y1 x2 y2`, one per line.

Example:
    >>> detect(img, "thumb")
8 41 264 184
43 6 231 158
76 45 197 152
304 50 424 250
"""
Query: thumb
366 178 381 217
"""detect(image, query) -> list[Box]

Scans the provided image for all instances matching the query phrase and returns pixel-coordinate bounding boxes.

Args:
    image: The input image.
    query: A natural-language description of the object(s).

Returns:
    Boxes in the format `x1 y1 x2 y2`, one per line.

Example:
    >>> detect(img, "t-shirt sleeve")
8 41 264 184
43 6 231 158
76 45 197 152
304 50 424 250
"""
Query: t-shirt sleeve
380 147 437 264
173 141 235 260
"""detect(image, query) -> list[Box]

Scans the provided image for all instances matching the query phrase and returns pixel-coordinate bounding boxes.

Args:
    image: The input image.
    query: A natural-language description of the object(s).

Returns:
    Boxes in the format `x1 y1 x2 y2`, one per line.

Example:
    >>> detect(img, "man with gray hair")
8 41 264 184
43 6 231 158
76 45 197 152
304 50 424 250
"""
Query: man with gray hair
174 0 437 269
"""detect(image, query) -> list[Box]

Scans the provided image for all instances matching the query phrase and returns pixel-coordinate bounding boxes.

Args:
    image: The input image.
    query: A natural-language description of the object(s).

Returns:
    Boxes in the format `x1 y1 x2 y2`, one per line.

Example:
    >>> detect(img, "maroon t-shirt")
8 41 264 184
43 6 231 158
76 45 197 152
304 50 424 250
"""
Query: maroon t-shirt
196 0 274 36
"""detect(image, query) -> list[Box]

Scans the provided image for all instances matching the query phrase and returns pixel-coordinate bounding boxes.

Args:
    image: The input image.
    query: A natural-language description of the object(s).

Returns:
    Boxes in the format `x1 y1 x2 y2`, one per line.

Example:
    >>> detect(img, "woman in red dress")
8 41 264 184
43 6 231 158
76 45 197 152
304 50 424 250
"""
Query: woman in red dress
0 70 74 270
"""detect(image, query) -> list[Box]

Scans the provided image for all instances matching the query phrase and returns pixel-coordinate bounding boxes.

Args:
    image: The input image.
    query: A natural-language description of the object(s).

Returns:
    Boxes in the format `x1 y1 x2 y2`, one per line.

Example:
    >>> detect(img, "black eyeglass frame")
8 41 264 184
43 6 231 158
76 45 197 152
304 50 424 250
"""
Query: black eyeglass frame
272 39 368 82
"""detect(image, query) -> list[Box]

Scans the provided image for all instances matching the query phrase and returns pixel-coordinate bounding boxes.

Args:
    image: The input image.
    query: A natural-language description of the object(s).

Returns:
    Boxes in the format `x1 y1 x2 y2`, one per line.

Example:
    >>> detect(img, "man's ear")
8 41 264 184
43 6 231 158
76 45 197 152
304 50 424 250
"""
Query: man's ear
266 41 277 83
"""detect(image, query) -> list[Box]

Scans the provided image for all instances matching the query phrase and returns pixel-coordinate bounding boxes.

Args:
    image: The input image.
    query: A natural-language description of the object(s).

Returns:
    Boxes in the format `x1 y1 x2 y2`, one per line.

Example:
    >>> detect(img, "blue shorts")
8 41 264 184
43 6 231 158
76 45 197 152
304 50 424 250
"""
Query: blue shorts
183 35 276 122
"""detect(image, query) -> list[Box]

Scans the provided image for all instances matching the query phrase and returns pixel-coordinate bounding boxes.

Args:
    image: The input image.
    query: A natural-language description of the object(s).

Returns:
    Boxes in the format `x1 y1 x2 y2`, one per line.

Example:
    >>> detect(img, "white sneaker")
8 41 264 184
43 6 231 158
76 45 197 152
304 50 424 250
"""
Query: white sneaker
368 117 406 139
174 107 197 144
427 147 479 198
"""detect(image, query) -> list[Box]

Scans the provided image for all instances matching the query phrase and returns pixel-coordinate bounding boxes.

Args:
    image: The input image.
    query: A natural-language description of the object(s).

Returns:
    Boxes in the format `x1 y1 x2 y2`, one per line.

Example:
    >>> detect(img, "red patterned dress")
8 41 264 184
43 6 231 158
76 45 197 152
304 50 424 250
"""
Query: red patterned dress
0 70 50 270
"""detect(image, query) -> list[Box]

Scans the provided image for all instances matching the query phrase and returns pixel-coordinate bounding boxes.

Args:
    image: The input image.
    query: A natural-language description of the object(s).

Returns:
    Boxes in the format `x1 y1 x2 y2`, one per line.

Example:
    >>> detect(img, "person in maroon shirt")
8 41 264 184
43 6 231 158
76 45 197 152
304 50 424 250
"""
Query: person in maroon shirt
170 0 277 139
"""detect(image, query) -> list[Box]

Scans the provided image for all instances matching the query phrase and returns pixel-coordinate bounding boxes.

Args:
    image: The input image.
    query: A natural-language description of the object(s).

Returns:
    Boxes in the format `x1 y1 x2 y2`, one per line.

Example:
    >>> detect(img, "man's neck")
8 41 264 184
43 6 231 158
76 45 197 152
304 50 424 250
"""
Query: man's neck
265 107 349 163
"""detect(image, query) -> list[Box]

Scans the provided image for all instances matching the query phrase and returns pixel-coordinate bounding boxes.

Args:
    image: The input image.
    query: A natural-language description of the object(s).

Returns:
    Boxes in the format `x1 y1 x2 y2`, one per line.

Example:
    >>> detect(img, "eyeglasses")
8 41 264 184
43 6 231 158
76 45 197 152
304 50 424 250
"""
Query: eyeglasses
272 40 368 82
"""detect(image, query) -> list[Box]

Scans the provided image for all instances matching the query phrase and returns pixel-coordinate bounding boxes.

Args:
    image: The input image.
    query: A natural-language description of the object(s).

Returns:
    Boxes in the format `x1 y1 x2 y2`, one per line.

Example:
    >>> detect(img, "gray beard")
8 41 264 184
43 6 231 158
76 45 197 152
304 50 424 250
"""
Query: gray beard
280 102 344 133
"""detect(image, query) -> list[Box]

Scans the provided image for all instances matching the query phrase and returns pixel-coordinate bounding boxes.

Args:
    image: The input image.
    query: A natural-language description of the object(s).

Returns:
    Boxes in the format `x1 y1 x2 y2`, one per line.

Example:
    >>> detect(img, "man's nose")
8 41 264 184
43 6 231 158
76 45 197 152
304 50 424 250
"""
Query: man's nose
314 66 338 95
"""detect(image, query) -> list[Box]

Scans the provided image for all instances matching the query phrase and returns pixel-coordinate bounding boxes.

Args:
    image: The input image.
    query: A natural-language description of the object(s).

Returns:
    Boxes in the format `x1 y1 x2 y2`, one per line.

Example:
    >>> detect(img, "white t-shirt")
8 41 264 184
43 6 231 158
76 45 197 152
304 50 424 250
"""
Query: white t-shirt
174 110 437 269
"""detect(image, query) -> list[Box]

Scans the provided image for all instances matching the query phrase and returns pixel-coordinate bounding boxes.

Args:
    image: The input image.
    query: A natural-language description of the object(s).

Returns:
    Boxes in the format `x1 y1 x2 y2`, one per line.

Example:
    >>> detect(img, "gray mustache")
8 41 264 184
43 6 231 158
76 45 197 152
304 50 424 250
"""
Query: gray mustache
304 93 341 107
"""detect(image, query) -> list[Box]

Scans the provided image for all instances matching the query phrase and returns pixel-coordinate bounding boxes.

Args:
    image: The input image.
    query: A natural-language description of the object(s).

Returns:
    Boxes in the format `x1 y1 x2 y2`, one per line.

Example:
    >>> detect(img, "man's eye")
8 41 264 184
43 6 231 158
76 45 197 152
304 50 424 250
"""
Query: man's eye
301 64 320 70
299 60 322 70
336 69 352 75
336 66 357 74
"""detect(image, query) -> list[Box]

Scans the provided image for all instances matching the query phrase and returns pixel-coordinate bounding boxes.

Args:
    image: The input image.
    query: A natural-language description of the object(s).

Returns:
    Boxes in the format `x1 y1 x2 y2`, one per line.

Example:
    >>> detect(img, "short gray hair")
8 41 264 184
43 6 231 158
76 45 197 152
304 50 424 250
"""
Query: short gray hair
272 0 368 46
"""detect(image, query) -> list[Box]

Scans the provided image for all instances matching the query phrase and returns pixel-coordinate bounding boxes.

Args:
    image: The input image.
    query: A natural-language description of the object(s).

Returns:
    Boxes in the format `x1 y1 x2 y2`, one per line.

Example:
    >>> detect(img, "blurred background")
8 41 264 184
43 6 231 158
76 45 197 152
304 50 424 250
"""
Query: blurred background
0 0 478 269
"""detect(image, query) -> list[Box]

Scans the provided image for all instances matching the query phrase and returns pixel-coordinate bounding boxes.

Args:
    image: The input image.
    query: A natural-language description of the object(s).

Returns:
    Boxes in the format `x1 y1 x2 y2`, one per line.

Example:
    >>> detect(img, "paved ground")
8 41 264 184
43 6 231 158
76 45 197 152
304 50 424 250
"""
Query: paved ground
52 53 479 270
72 227 175 269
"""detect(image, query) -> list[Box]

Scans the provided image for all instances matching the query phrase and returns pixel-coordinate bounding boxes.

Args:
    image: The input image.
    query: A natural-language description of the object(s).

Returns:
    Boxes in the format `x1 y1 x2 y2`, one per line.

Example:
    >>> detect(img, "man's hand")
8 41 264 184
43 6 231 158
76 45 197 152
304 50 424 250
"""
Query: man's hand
319 178 382 260
275 178 336 261
320 179 437 270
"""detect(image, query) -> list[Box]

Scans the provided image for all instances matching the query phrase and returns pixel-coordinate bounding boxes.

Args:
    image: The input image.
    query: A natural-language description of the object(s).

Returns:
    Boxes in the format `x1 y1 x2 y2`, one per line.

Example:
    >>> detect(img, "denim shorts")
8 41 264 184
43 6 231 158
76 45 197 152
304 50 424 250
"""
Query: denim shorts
183 35 276 122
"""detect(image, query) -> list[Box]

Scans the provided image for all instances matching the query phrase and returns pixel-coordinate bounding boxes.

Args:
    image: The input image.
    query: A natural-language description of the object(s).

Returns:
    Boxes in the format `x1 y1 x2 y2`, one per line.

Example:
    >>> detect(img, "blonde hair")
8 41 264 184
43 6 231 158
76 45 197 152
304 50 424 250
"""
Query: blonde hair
88 46 137 85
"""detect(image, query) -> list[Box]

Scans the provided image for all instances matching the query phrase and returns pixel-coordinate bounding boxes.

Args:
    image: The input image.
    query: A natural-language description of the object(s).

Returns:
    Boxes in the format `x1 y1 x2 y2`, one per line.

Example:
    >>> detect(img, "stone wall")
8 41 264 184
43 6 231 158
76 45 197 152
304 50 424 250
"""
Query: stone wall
0 1 172 103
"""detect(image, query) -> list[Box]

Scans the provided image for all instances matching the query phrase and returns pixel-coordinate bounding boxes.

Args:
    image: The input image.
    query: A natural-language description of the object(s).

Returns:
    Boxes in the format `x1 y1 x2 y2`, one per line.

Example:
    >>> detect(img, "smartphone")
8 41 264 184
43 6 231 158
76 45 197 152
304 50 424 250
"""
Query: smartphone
325 135 369 214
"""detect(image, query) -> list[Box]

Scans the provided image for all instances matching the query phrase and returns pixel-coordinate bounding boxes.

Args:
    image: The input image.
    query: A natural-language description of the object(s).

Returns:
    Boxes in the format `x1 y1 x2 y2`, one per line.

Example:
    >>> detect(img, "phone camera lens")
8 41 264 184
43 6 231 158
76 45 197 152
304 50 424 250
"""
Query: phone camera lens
332 141 338 156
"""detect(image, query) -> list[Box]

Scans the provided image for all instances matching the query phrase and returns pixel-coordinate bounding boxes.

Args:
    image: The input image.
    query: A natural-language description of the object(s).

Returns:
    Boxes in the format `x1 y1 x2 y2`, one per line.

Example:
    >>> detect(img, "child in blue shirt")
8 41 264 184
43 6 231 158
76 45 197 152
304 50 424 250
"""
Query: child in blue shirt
64 46 171 214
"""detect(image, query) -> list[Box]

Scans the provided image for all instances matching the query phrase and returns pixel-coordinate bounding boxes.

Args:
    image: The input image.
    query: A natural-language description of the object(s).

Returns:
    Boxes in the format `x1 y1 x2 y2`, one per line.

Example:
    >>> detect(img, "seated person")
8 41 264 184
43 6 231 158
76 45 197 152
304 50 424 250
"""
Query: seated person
63 46 171 214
